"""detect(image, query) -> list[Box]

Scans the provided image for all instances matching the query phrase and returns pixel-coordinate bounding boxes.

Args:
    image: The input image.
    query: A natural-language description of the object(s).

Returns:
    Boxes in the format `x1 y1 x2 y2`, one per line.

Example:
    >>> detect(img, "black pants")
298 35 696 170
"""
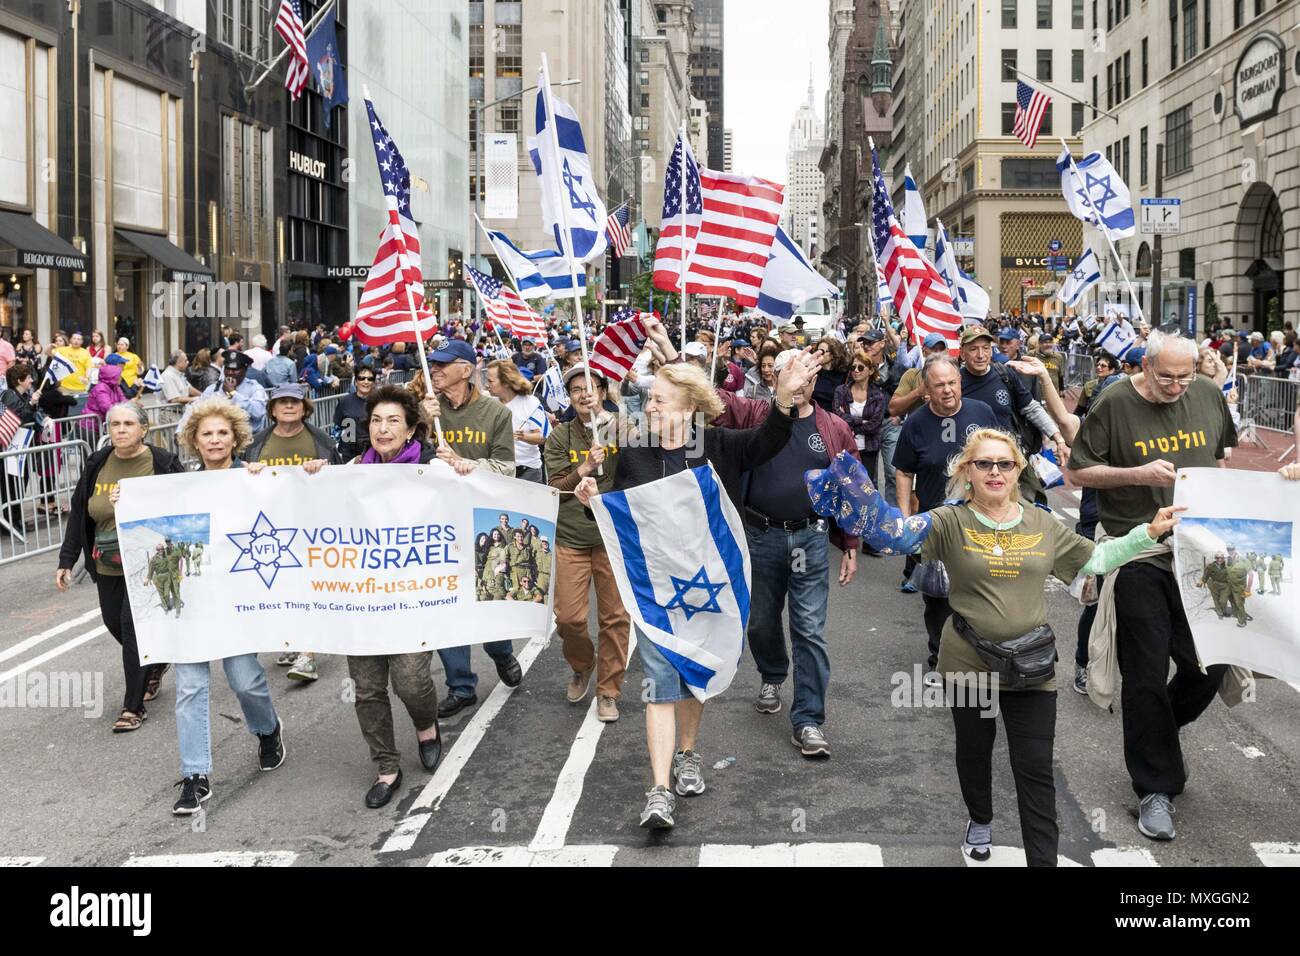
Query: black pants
922 593 951 670
1114 562 1227 798
951 689 1058 867
857 449 880 486
1075 573 1102 669
96 574 160 714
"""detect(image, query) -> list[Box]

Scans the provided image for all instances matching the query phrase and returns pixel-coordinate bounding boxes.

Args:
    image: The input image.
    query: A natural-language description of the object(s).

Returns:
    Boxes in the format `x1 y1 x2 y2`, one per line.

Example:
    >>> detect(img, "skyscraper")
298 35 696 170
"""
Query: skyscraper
689 0 724 170
786 77 825 257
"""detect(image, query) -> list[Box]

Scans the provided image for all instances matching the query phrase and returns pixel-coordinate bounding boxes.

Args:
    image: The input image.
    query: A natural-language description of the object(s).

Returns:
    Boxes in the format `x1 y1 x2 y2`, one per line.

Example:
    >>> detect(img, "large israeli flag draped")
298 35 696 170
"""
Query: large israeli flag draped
590 465 751 702
901 164 927 251
1057 248 1102 307
933 220 990 322
485 229 587 299
753 225 839 321
1057 148 1136 240
529 72 609 264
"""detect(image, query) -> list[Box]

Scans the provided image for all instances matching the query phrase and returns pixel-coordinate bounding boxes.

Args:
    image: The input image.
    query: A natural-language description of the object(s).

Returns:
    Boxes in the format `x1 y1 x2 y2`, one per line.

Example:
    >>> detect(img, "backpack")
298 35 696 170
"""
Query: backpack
989 361 1042 454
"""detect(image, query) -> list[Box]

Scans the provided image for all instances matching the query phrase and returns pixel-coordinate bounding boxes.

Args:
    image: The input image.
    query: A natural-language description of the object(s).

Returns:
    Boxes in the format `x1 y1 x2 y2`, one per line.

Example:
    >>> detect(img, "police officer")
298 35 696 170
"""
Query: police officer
1197 554 1231 618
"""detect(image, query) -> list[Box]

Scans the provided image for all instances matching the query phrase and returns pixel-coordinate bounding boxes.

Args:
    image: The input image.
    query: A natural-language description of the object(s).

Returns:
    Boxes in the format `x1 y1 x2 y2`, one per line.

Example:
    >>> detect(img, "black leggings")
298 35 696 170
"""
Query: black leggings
951 689 1058 867
96 574 161 714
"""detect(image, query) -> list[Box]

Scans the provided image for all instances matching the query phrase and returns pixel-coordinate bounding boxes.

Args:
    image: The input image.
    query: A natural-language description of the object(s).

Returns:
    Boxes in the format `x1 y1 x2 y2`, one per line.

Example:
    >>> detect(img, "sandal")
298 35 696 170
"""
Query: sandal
142 664 170 702
112 709 147 733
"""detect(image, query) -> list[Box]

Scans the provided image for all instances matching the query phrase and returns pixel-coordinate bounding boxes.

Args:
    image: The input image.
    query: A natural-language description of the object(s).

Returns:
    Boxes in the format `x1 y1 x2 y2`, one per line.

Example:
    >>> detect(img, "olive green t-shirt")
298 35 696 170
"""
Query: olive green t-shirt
1068 375 1236 568
925 504 1094 692
543 418 620 550
439 391 515 470
87 450 155 576
254 429 319 466
896 367 923 400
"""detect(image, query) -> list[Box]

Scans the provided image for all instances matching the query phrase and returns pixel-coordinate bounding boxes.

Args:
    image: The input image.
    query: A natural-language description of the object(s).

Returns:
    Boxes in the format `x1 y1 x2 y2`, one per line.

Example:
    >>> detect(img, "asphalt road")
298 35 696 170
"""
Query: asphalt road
2 484 1298 868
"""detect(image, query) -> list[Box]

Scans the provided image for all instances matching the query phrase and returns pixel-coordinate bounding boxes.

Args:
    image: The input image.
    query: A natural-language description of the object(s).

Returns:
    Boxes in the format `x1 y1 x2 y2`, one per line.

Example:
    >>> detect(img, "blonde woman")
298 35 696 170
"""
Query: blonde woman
808 429 1184 866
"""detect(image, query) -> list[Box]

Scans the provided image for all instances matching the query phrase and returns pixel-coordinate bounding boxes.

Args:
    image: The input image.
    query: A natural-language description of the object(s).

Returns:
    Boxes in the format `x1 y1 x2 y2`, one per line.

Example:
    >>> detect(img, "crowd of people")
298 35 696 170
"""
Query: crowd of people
28 300 1300 863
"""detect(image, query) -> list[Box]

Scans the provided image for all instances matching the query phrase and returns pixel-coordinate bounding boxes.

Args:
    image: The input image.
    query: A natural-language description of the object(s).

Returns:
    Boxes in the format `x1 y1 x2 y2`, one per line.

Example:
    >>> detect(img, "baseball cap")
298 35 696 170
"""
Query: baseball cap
1122 347 1146 365
773 348 803 374
923 332 948 349
683 341 709 359
566 339 583 352
862 328 886 343
268 383 307 402
731 337 749 348
959 326 995 347
428 339 476 364
997 327 1020 341
778 323 799 334
562 363 609 388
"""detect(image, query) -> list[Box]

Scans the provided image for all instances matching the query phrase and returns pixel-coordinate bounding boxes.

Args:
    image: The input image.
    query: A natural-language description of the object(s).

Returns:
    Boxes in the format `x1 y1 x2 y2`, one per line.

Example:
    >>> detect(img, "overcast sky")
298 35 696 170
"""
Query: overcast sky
724 0 830 182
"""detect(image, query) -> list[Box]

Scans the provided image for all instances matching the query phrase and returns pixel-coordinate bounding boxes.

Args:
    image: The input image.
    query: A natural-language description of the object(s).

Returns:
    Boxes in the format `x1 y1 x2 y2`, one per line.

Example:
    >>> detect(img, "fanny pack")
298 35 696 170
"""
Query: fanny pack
951 611 1057 690
93 528 122 568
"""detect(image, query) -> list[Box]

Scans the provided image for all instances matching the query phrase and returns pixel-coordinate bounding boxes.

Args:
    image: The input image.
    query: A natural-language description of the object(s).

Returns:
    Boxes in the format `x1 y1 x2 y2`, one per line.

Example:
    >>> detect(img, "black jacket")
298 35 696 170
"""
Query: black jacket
0 388 39 426
59 445 185 579
243 422 342 465
612 406 794 508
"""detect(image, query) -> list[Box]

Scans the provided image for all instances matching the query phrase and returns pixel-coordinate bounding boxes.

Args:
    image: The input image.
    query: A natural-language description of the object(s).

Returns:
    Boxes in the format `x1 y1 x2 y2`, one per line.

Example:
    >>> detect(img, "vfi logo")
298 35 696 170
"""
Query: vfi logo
228 511 302 589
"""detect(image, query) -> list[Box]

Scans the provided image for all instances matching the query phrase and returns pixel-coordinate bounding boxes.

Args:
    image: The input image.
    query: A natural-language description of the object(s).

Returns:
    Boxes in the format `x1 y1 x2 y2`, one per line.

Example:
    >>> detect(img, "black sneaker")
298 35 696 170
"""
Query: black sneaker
257 718 285 771
172 774 211 815
437 693 478 719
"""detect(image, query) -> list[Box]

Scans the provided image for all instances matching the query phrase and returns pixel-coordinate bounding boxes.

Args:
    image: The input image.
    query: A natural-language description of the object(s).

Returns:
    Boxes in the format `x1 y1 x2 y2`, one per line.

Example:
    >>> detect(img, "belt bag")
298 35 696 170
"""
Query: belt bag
93 527 122 569
951 611 1057 690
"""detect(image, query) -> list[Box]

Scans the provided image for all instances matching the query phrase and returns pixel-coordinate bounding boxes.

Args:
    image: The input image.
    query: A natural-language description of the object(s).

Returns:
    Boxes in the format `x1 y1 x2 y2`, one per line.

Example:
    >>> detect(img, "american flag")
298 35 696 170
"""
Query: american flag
606 204 633 258
466 265 546 343
588 310 648 382
653 133 702 293
0 407 21 449
353 96 437 346
275 0 310 100
1012 80 1051 149
870 148 962 349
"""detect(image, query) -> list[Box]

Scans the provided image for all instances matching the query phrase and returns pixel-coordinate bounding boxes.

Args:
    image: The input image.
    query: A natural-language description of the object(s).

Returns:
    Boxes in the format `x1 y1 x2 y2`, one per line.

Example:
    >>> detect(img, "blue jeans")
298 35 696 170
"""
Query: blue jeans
879 417 902 505
745 524 831 730
437 641 514 698
174 655 278 777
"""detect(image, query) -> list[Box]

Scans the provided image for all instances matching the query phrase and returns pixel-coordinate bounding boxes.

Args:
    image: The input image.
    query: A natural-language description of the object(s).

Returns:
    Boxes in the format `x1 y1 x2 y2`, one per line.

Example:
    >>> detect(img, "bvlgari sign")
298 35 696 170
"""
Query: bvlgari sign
1234 32 1285 127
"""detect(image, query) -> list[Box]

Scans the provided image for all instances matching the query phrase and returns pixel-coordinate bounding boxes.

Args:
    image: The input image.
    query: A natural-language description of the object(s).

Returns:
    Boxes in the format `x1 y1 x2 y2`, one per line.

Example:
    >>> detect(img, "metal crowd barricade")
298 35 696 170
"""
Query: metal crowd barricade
1237 373 1300 434
45 412 102 452
1063 351 1096 390
0 437 91 565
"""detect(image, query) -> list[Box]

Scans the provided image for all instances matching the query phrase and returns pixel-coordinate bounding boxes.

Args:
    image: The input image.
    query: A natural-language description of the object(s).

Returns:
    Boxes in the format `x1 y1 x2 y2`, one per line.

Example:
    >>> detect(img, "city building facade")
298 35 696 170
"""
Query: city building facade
688 0 723 170
786 77 825 257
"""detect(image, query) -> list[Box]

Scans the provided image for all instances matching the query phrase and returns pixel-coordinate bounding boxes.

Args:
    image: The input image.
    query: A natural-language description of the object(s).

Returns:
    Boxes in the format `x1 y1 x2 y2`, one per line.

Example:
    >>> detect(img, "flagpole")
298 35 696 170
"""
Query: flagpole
244 0 336 94
708 296 726 383
471 212 559 375
1058 137 1147 328
539 53 603 472
1013 69 1122 123
679 120 689 355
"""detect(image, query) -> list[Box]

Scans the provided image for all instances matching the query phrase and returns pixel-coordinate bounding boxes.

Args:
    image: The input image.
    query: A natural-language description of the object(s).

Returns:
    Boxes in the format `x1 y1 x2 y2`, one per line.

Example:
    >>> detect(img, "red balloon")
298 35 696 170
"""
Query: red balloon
337 322 354 342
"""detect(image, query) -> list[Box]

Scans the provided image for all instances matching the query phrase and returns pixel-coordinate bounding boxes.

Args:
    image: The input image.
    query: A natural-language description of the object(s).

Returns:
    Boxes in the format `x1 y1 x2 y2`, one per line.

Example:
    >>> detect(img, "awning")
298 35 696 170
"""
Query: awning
0 209 87 272
115 228 214 282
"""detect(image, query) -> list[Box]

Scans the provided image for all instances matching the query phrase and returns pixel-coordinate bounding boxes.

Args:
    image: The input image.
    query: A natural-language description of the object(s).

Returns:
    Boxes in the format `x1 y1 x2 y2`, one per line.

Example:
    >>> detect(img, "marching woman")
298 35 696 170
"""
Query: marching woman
168 399 286 815
486 359 548 483
832 349 886 479
575 351 821 830
808 428 1186 866
56 402 182 732
344 384 443 808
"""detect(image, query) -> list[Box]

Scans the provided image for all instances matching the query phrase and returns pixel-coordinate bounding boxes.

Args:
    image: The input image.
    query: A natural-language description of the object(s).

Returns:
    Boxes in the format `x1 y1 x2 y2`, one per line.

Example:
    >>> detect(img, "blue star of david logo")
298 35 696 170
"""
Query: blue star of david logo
1076 171 1118 215
562 158 596 218
664 566 727 620
228 511 301 589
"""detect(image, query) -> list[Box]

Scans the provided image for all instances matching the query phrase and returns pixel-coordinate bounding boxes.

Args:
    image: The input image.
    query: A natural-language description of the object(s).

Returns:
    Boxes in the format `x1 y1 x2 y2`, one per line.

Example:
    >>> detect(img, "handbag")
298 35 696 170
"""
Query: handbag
908 559 949 598
951 611 1058 690
92 527 123 569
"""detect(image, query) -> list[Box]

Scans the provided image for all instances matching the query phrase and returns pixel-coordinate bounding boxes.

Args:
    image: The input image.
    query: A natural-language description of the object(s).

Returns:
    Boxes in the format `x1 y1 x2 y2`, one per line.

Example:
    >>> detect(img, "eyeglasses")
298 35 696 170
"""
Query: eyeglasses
1150 372 1197 387
851 364 868 372
356 376 375 382
970 458 1019 473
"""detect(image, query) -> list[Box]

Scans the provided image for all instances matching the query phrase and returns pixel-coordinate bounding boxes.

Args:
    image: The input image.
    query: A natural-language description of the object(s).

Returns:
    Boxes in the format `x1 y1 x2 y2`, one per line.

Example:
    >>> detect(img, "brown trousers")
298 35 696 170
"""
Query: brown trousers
347 652 439 775
554 544 631 699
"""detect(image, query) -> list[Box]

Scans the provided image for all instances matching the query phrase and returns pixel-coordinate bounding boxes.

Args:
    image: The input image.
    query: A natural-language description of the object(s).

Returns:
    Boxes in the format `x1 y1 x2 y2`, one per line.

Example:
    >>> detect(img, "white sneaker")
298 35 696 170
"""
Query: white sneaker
286 655 318 682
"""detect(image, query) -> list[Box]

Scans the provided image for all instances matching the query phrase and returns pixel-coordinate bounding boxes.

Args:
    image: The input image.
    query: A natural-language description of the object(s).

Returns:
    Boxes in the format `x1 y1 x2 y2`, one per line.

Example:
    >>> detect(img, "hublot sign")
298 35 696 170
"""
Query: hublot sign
289 150 327 180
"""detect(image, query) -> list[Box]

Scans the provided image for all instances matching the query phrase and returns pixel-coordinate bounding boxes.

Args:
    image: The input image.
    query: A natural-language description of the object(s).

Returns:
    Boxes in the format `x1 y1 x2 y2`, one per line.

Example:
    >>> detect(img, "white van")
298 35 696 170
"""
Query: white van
793 296 838 342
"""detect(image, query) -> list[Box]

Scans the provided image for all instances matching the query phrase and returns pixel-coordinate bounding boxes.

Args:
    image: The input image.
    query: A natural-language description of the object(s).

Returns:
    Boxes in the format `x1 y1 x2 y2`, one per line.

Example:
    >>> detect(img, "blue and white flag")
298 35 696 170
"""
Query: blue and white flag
529 69 608 264
901 164 927 251
877 273 891 310
1095 317 1137 359
141 364 163 393
933 220 990 322
485 229 586 299
539 364 570 412
1057 149 1135 240
44 352 76 386
305 5 347 130
1223 353 1238 398
1057 248 1102 307
590 464 750 702
753 225 839 322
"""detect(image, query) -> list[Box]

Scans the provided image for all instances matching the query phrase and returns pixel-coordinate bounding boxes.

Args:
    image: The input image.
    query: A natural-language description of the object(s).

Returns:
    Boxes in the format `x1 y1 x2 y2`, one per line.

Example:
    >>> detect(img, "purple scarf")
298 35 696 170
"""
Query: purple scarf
360 440 423 465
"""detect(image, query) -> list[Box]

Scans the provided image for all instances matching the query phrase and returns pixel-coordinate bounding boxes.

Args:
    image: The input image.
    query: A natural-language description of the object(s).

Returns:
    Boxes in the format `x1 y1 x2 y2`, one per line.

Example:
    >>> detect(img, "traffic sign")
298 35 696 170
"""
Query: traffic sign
1140 198 1181 235
1021 277 1035 287
1047 239 1063 253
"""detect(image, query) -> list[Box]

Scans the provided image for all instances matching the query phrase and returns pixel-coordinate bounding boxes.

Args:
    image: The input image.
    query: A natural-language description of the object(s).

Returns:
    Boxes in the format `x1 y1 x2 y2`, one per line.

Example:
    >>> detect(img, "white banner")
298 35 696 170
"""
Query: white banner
1173 468 1299 685
114 464 559 663
484 133 519 219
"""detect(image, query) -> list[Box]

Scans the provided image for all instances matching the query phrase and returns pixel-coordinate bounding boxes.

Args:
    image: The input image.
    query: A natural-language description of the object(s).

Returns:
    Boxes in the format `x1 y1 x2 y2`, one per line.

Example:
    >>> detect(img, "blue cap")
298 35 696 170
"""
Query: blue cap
518 367 535 381
922 332 947 349
567 338 582 351
428 339 477 364
997 327 1019 341
105 353 128 365
1238 329 1250 338
1123 347 1146 365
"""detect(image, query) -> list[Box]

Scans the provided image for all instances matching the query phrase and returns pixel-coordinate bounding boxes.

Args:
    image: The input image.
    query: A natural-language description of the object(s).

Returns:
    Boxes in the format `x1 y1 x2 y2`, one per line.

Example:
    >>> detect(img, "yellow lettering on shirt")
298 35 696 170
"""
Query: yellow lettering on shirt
1133 430 1206 456
261 453 313 466
567 444 620 464
961 528 1048 579
93 481 117 497
445 429 486 446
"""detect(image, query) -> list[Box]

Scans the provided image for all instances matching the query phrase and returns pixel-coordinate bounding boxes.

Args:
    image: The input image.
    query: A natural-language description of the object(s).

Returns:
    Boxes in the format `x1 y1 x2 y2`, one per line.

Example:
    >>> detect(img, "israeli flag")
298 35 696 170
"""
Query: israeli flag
1223 354 1238 397
1095 318 1137 359
539 364 571 412
901 164 928 250
877 275 891 309
590 465 750 702
1057 148 1136 240
141 364 163 393
934 220 990 321
754 225 839 322
485 229 586 299
530 71 608 264
1057 248 1102 307
44 352 76 385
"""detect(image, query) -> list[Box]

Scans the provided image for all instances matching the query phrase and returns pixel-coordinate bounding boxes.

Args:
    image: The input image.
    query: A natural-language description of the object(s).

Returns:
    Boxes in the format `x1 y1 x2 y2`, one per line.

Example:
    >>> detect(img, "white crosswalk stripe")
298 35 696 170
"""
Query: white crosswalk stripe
1250 842 1300 866
0 857 44 866
700 842 884 866
122 851 298 867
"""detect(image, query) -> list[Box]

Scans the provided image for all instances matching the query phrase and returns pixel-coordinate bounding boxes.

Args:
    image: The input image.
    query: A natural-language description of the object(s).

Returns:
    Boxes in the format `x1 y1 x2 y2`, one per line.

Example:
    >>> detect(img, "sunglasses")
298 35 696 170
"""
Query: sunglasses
970 458 1019 473
356 376 375 382
851 364 869 372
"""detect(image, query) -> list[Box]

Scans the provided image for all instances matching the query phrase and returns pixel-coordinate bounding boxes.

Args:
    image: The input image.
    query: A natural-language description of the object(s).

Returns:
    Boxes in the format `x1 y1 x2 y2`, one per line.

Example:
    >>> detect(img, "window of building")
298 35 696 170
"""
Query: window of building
1002 158 1059 189
1178 248 1196 280
1001 101 1017 135
494 0 522 24
1037 49 1052 81
963 165 975 192
1072 101 1084 133
1123 51 1131 99
1253 0 1263 17
1106 63 1113 108
638 70 649 85
1183 0 1198 61
640 48 649 63
220 0 273 58
640 93 649 109
493 23 522 78
1121 135 1131 184
1233 0 1244 29
1002 0 1017 28
1038 0 1052 27
1170 2 1178 69
1203 0 1211 50
498 99 520 134
1072 49 1084 83
1261 194 1283 258
469 20 483 78
1166 104 1192 175
1040 103 1053 135
1106 0 1114 30
222 115 273 263
1091 74 1098 120
1002 48 1018 81
1139 125 1148 185
1141 38 1148 87
1073 0 1085 28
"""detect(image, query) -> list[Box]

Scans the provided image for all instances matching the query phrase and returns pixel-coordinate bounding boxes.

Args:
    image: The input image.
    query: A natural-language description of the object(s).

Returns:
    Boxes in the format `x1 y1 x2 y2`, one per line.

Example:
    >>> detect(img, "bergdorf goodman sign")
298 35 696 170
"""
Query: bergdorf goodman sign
1234 32 1285 127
